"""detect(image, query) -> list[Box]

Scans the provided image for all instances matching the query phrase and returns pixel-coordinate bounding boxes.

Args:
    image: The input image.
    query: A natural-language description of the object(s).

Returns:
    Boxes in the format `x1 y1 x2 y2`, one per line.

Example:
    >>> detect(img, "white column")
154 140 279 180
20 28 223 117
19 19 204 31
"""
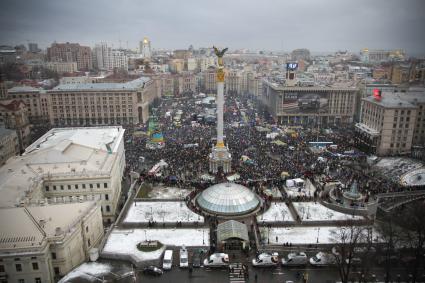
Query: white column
216 81 224 146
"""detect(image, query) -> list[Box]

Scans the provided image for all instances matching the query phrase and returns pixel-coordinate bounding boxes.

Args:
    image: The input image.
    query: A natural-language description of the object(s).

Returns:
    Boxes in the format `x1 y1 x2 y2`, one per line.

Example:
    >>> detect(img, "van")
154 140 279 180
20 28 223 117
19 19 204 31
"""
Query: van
179 246 189 268
203 253 229 267
163 250 173 270
309 252 336 266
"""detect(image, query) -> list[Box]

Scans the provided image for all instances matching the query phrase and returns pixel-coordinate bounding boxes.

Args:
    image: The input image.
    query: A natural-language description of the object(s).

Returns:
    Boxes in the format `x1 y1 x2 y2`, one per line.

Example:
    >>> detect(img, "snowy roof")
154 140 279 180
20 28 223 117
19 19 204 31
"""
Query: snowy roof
52 77 150 91
217 220 249 242
0 127 124 207
8 86 42 93
363 94 417 109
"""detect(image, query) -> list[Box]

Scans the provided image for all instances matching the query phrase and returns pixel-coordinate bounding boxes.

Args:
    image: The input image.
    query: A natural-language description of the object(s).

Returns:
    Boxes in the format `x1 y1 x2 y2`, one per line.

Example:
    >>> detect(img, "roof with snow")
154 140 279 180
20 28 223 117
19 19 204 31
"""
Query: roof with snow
52 77 150 91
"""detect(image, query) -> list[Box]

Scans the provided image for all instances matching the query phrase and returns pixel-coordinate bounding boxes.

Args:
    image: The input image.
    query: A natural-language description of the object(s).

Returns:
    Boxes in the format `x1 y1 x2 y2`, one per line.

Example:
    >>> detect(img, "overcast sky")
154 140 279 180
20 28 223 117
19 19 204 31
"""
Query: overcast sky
0 0 424 55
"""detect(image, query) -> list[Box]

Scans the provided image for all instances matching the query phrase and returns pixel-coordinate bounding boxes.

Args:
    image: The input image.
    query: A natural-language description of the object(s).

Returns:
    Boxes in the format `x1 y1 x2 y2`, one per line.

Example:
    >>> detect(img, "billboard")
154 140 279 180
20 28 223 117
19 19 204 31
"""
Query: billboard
286 63 298 71
282 91 329 114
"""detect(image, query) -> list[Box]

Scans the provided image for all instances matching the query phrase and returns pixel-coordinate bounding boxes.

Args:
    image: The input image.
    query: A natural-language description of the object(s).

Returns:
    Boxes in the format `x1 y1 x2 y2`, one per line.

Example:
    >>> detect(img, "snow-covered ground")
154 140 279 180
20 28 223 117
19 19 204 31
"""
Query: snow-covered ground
293 202 364 222
147 186 192 199
58 262 113 282
284 179 316 197
124 201 204 224
260 226 380 245
257 202 294 222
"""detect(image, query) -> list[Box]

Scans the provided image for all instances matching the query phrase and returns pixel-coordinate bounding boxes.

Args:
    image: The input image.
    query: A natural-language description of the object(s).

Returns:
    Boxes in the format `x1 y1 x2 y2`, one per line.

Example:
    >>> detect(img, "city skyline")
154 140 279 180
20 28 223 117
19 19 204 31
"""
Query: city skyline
0 0 425 55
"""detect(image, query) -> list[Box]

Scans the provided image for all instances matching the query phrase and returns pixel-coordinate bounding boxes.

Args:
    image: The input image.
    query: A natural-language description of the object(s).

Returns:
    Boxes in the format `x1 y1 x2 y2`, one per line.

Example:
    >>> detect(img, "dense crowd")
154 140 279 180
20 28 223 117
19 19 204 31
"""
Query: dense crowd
123 92 422 200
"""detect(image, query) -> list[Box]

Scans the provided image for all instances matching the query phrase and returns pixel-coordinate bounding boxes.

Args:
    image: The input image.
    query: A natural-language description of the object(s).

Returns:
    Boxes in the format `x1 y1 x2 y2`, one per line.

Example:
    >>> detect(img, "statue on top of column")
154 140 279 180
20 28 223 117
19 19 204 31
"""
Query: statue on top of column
213 46 228 82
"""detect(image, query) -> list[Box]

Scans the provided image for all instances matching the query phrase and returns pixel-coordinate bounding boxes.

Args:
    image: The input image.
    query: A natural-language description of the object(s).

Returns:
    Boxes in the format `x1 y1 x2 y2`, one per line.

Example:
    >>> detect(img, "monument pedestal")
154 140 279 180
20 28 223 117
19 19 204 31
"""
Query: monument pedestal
209 145 232 174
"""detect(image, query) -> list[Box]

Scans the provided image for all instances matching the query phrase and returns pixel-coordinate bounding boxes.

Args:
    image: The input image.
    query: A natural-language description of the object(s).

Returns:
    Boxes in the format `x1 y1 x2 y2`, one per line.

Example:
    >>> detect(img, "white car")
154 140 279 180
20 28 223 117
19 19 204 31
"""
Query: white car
203 253 229 267
281 252 308 266
252 252 279 267
309 252 337 266
179 246 189 268
163 250 173 270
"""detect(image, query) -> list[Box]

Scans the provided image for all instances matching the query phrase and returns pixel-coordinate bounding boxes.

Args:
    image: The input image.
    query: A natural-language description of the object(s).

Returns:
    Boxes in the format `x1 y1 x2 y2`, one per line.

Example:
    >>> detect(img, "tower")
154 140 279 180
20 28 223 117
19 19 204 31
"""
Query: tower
209 47 231 174
140 37 151 59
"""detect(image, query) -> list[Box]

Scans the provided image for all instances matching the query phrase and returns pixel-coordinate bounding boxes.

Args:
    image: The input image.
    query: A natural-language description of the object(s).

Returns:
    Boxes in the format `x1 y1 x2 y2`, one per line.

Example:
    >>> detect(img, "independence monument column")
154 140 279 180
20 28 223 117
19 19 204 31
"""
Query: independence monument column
209 46 232 174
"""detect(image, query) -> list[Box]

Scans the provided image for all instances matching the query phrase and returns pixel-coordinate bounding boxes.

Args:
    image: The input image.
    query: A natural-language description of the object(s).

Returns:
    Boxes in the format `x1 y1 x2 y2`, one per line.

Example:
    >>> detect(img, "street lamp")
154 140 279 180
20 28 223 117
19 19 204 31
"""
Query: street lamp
202 230 205 245
316 227 320 243
144 229 147 241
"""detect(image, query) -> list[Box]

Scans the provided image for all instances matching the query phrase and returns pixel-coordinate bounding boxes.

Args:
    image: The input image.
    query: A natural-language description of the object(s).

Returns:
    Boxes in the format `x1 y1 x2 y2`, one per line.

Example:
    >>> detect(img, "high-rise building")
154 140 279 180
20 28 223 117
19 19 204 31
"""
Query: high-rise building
0 99 31 152
94 43 128 71
28 43 40 53
47 42 92 70
0 127 18 165
291 48 310 62
140 37 151 59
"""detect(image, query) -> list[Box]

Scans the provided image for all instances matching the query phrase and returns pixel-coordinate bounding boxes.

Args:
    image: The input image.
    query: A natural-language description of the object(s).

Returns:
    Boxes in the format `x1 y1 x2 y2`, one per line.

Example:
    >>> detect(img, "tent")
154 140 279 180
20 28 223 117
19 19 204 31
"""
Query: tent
226 173 241 182
271 140 287 147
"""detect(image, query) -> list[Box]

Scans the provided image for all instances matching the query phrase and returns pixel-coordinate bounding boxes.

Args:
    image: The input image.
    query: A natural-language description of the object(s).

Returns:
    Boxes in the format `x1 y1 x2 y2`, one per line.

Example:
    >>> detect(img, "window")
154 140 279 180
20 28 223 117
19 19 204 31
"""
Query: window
97 183 100 188
53 185 57 191
75 184 79 189
104 183 108 188
15 264 22 272
68 185 71 190
106 205 110 212
105 194 109 200
82 184 86 189
88 239 91 247
32 262 39 270
0 265 4 272
18 280 24 283
35 278 41 283
54 267 60 275
90 184 93 189
51 252 56 260
45 186 49 191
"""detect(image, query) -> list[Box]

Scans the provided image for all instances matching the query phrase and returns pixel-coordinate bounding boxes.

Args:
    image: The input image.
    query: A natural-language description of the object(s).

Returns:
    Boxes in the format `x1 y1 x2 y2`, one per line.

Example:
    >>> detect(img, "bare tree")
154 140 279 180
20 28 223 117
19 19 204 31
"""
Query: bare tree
331 220 373 283
376 211 403 283
397 201 425 283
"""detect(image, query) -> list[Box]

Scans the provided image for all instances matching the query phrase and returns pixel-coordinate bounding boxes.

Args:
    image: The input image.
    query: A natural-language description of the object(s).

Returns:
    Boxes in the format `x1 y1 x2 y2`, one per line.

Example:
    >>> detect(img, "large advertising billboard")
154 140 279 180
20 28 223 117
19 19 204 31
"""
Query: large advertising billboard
282 91 329 114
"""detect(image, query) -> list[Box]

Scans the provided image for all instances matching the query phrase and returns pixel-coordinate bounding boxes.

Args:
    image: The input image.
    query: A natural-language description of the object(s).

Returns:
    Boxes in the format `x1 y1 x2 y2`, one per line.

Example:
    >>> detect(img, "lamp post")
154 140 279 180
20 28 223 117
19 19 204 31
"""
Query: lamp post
203 230 205 245
316 227 320 244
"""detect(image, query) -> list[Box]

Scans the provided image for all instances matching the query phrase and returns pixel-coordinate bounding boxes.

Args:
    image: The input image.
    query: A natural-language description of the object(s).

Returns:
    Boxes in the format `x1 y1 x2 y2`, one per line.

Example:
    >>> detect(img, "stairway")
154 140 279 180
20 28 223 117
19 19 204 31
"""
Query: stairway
228 263 246 283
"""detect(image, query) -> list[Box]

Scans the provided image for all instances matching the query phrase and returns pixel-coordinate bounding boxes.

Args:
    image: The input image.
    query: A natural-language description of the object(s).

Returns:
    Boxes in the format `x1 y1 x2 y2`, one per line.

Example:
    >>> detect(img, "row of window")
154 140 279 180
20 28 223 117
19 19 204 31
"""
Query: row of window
0 262 39 272
45 183 107 191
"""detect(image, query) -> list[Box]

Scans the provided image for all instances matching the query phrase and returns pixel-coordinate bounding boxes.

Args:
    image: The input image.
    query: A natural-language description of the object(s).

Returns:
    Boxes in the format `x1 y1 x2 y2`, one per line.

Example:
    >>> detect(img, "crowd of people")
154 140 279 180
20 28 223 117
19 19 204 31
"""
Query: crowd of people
123 92 423 203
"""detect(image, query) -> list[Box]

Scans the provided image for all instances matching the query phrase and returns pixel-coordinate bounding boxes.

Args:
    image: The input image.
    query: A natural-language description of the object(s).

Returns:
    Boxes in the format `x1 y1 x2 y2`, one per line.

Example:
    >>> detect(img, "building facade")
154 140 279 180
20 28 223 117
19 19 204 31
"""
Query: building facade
261 81 358 125
355 94 418 156
0 127 18 165
0 100 31 152
0 127 126 225
0 202 103 283
46 61 78 74
47 43 92 71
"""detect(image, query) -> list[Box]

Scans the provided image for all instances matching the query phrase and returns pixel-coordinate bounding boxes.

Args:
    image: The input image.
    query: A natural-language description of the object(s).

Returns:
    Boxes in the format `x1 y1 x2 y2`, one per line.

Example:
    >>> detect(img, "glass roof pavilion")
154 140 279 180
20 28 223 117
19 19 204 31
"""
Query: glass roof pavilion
196 183 261 216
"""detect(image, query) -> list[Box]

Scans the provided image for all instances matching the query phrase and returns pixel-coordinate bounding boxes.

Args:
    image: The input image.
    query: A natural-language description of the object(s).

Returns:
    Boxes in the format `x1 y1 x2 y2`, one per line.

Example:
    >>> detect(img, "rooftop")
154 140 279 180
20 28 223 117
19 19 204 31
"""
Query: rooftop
52 77 150 92
0 127 124 207
363 94 417 109
0 202 97 251
8 86 42 93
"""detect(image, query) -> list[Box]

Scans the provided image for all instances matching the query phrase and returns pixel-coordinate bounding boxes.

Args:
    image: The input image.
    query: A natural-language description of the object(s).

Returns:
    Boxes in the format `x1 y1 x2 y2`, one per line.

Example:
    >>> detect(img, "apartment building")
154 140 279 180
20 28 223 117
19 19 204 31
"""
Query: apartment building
47 43 92 71
46 61 78 74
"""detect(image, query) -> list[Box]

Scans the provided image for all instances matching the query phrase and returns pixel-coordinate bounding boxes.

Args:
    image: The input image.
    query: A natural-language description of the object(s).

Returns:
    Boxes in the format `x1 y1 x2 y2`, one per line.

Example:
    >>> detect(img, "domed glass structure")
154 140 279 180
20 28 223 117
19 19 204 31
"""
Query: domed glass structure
196 183 261 216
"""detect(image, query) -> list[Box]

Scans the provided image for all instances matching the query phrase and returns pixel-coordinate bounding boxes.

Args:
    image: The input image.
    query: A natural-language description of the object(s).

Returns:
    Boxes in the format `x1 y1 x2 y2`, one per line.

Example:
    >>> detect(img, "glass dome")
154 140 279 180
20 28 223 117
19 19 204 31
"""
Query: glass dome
196 183 260 216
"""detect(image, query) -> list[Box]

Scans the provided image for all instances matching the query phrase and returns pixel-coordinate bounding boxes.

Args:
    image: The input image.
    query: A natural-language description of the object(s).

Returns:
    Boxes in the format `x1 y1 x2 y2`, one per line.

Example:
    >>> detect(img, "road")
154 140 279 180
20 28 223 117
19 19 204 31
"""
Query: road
136 265 420 283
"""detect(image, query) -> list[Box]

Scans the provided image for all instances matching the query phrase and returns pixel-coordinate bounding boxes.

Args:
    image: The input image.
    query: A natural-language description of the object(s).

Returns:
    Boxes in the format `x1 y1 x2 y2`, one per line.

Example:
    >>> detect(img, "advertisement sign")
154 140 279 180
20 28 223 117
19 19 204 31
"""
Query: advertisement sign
282 92 329 114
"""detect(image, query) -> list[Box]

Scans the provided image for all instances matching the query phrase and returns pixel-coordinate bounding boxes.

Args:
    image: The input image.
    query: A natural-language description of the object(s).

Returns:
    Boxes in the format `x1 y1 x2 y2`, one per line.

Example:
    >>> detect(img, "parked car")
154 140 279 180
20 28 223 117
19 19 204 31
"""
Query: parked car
252 252 279 267
180 246 189 268
192 249 202 268
309 252 337 266
203 253 229 267
143 266 163 276
163 250 173 270
281 252 308 266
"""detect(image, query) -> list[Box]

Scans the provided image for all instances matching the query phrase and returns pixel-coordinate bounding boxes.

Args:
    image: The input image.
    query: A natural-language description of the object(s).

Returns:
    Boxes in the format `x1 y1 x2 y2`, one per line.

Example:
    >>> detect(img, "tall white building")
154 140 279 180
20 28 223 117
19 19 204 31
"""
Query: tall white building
94 43 128 71
140 37 151 59
0 126 126 224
